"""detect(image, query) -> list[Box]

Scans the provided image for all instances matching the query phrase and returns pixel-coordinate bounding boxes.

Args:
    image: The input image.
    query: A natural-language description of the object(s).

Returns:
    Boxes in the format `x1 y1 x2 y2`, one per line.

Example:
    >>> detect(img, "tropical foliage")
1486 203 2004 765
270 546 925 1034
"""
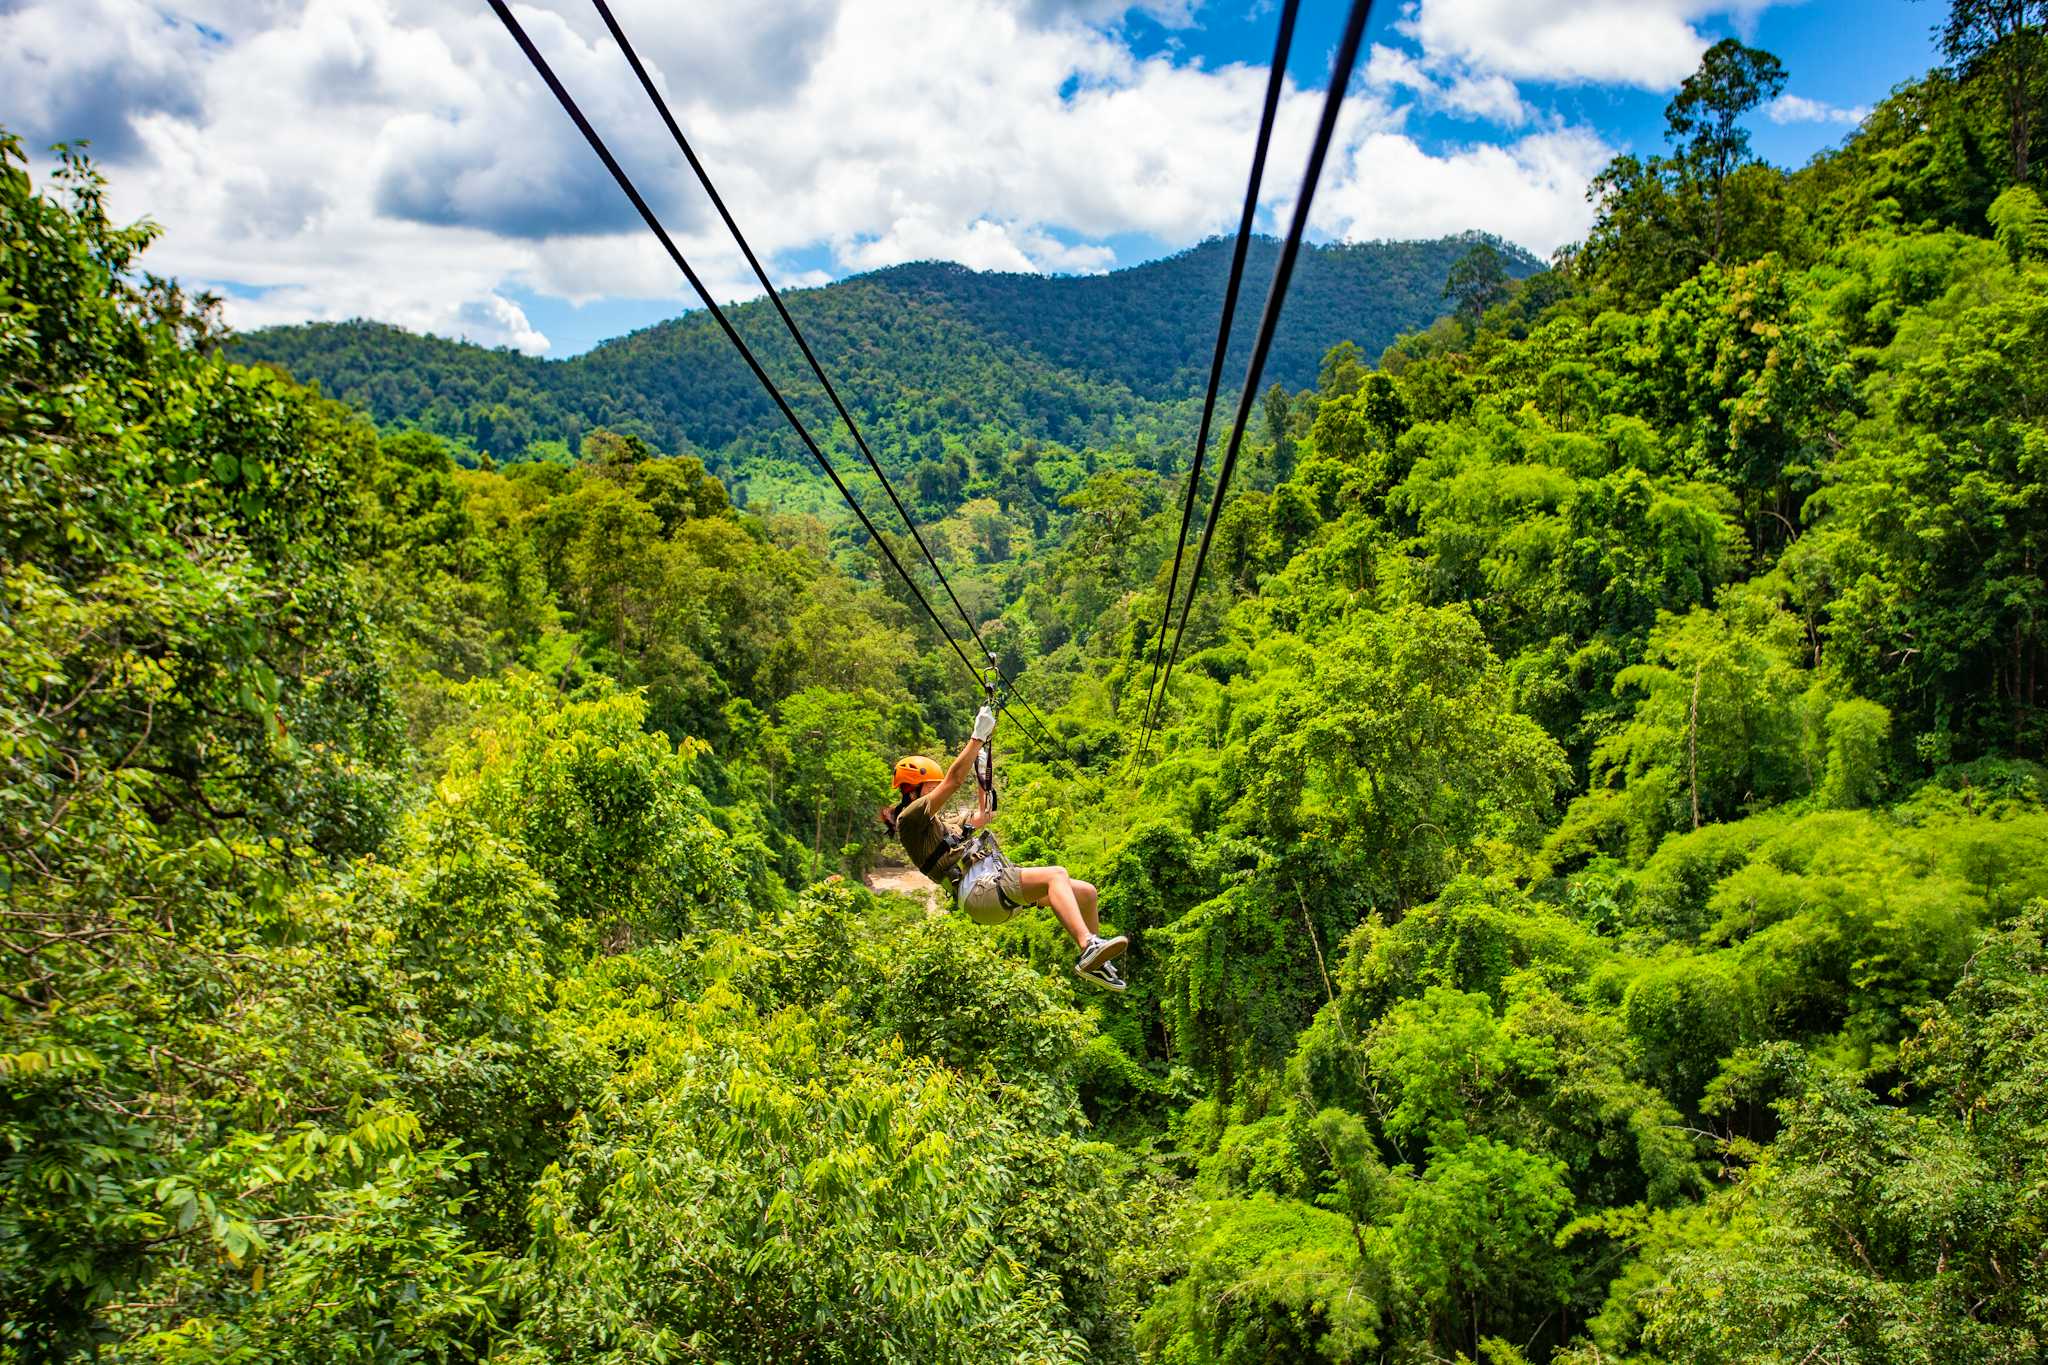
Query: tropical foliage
6 6 2048 1359
229 234 1539 483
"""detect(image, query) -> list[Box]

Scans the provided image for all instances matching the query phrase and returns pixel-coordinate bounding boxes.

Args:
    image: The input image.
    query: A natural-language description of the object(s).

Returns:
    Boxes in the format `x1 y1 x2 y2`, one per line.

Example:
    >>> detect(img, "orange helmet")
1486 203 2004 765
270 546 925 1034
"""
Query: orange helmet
892 755 943 791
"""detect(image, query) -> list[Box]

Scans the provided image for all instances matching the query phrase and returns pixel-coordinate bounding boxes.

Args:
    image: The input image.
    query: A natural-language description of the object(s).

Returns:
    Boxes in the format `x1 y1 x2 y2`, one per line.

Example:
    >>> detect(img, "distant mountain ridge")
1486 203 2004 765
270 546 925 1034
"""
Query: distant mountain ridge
234 232 1539 469
851 234 1539 398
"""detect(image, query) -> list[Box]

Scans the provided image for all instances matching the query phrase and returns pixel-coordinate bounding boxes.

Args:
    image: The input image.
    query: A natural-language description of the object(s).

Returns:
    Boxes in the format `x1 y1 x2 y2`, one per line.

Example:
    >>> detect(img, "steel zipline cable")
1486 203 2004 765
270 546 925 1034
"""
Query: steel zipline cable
487 0 1062 756
1135 0 1300 761
587 0 1061 746
1145 0 1376 745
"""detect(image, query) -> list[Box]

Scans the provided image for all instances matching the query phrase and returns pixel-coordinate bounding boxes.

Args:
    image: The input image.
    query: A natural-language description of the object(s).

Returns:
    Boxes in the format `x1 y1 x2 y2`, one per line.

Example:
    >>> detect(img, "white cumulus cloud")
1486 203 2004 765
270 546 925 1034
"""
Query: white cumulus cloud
0 0 1688 352
1393 0 1783 90
1318 124 1613 258
0 0 212 161
1765 92 1869 126
1364 43 1532 125
453 294 552 353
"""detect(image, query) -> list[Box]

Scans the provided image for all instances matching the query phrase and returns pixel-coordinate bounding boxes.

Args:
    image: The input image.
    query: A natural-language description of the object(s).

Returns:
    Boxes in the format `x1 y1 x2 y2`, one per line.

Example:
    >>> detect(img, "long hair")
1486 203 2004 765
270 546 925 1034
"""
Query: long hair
878 788 912 834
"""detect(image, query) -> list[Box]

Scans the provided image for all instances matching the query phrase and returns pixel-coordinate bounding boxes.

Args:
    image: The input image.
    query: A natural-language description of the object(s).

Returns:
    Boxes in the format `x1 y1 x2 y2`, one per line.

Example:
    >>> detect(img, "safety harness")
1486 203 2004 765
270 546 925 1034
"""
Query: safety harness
916 676 1024 910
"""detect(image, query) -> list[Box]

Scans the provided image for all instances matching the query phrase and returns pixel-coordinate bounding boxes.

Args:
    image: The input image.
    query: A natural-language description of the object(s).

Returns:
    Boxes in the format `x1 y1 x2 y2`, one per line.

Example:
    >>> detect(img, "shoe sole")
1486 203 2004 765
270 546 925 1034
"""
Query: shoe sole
1077 934 1129 971
1075 966 1127 992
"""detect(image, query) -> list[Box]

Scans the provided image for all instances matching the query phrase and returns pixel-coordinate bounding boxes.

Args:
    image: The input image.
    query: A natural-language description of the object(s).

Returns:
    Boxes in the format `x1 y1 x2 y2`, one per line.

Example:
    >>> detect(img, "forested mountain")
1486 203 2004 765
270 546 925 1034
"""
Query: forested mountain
8 9 2048 1363
860 234 1528 399
232 233 1537 476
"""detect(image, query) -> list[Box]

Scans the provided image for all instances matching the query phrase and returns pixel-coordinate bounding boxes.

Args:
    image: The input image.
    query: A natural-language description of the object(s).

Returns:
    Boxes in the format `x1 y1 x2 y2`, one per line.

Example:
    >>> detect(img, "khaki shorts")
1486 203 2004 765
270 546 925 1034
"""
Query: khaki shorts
957 854 1026 926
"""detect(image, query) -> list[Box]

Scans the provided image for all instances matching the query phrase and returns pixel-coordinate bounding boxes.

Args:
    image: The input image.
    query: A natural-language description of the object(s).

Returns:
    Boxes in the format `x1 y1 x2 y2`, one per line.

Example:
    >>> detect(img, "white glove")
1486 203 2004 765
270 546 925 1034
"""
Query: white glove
972 705 997 742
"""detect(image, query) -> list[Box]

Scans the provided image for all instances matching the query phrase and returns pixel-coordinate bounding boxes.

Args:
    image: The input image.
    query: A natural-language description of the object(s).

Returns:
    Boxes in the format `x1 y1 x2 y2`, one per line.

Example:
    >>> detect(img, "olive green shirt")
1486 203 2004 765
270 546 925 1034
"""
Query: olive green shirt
897 795 967 886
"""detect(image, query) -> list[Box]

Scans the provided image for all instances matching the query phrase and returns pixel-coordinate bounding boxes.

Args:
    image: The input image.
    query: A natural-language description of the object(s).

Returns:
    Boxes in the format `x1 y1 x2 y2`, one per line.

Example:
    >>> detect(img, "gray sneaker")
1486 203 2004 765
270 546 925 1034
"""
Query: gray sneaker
1076 933 1128 971
1077 957 1128 992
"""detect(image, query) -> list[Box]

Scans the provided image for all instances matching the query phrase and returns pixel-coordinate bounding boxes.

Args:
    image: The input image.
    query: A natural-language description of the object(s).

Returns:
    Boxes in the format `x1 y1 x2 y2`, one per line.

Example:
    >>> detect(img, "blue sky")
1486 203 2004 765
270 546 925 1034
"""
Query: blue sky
521 0 1944 354
0 0 1946 357
1123 2 1937 170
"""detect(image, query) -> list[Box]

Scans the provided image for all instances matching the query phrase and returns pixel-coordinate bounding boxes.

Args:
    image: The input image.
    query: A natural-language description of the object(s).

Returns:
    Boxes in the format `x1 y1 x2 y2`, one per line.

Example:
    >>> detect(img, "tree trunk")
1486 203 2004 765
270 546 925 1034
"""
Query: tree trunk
2007 18 2036 183
1689 665 1704 831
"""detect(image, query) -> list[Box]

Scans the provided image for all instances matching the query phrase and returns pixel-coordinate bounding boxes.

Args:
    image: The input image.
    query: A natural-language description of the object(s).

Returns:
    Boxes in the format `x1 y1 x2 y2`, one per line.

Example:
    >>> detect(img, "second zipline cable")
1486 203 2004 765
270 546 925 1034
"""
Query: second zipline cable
589 0 1060 744
1146 0 1376 747
1137 0 1301 760
489 0 1060 755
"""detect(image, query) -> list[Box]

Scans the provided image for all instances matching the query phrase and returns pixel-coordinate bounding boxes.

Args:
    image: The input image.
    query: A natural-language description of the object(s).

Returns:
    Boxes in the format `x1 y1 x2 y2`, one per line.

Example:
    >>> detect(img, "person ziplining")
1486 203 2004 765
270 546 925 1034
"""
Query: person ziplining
881 703 1129 991
488 0 1371 1001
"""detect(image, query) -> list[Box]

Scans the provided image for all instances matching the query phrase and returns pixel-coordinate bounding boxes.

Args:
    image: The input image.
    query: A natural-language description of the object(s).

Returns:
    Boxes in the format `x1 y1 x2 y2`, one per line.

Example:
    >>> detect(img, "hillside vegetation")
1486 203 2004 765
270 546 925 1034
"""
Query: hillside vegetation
5 13 2048 1364
229 233 1538 500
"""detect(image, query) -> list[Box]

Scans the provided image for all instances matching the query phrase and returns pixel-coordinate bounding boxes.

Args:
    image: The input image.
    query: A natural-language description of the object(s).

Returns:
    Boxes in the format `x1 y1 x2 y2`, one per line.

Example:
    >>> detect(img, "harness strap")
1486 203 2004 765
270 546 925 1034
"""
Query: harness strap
953 828 1027 909
928 680 1010 892
916 829 965 881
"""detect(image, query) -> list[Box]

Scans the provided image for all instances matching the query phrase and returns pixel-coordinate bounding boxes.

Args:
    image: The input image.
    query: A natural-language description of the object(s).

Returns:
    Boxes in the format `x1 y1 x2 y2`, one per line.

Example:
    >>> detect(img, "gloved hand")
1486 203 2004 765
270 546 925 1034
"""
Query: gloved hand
972 704 997 741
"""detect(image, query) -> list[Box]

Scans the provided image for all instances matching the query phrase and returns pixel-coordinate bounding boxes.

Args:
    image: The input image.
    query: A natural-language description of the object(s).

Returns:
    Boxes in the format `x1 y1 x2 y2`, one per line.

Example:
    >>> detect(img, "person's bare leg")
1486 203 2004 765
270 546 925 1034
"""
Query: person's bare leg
1073 879 1101 936
1019 865 1090 947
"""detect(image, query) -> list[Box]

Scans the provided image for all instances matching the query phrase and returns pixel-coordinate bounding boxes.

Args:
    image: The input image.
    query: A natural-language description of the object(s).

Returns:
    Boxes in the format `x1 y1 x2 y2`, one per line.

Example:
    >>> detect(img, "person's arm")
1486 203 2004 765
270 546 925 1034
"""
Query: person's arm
924 705 997 810
966 780 995 830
